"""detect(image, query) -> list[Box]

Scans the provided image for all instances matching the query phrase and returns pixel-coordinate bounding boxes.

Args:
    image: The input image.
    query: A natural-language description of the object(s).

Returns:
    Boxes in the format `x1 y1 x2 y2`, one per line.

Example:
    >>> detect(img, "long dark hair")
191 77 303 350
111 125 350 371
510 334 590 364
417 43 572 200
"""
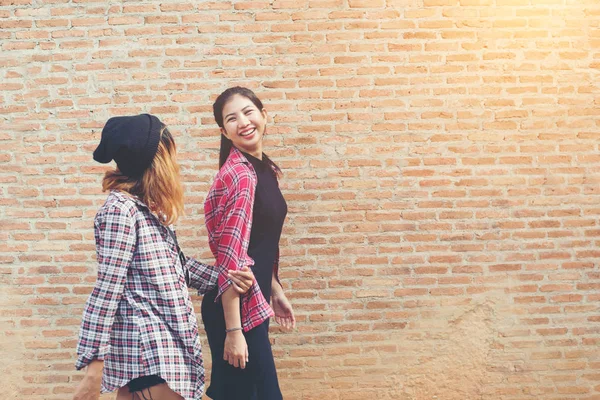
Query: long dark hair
212 86 281 176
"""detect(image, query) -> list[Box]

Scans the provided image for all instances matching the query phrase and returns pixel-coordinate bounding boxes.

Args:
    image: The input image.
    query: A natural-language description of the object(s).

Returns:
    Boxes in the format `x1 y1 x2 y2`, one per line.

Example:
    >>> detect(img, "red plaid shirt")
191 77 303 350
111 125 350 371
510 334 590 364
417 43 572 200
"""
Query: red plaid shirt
204 147 276 332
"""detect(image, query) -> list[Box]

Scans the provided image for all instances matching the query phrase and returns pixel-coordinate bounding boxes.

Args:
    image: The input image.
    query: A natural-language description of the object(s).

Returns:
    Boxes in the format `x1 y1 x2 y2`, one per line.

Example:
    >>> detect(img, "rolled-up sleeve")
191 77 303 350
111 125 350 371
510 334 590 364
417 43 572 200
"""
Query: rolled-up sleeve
75 203 136 370
213 172 255 302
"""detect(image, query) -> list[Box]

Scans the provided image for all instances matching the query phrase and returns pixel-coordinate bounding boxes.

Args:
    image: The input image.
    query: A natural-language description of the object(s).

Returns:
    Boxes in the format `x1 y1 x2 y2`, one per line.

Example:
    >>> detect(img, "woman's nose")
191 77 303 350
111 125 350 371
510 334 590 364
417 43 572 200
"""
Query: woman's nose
238 113 250 127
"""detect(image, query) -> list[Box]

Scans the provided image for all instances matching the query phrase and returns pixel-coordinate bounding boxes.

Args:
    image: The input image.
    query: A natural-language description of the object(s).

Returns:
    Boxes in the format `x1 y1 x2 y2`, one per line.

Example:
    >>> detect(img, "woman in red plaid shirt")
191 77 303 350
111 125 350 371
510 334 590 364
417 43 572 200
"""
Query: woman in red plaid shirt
73 114 255 400
202 87 296 400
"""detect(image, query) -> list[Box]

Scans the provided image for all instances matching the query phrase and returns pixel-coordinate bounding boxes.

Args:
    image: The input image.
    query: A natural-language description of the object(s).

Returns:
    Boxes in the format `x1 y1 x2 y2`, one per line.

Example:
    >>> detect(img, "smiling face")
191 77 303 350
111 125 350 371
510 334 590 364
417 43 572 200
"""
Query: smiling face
220 94 267 159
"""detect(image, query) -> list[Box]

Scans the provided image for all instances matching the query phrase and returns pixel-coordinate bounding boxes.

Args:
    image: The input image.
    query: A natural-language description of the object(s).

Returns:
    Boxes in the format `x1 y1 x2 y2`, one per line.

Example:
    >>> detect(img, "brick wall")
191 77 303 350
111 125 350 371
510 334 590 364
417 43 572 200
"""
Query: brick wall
2 0 600 399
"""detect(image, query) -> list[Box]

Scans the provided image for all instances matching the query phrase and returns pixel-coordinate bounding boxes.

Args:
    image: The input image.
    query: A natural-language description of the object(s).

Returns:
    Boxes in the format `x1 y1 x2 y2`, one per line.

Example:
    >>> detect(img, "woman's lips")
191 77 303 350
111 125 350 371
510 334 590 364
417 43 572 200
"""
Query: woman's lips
239 128 256 139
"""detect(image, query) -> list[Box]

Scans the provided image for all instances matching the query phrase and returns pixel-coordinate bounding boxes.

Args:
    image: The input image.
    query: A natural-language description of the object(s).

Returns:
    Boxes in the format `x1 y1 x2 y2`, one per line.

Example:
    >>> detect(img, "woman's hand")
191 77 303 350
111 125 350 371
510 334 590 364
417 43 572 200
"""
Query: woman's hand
229 267 255 295
223 330 249 369
73 360 103 400
272 293 296 331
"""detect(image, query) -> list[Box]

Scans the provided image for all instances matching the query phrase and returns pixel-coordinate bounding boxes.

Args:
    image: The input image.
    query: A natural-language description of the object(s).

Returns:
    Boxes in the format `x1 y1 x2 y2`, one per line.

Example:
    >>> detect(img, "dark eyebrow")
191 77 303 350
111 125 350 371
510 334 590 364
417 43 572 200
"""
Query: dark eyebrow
225 105 252 120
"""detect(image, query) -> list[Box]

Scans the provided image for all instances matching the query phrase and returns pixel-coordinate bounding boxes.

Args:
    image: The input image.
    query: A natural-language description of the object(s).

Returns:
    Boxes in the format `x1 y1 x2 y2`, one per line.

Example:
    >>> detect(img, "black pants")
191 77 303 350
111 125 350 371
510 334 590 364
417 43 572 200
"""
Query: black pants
202 299 282 400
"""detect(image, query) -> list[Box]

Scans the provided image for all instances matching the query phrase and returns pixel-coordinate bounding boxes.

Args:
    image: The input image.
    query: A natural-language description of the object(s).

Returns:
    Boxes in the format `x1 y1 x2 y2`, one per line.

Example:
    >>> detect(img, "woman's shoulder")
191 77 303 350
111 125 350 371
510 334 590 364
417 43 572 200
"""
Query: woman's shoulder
96 191 139 221
215 156 255 190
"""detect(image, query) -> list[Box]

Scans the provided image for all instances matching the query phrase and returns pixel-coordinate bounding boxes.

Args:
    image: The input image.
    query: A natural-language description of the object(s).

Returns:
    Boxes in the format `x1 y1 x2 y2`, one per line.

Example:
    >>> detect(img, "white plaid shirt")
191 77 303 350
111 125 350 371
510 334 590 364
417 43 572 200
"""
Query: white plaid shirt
75 191 218 400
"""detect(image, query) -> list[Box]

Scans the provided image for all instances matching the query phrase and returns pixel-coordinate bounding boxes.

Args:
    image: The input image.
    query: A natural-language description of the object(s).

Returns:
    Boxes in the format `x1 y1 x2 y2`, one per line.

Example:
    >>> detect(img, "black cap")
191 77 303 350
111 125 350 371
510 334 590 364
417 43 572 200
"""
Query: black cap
93 114 162 178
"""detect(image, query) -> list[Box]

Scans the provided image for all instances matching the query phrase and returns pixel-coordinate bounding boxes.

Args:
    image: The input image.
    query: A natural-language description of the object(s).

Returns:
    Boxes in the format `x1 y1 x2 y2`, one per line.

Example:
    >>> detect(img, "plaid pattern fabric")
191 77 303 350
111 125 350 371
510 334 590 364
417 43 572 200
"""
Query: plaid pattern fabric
204 147 275 332
75 191 218 400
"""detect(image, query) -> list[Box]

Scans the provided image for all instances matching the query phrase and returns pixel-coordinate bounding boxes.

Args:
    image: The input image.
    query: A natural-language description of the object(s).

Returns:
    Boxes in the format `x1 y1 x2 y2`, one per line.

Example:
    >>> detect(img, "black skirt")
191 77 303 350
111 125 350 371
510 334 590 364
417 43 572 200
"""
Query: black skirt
202 295 282 400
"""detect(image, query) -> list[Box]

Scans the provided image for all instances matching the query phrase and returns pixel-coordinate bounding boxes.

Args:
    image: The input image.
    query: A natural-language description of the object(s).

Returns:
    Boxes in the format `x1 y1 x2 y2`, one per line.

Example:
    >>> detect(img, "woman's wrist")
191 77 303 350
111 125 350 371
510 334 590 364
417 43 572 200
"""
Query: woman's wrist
86 359 104 379
272 289 285 300
271 280 284 298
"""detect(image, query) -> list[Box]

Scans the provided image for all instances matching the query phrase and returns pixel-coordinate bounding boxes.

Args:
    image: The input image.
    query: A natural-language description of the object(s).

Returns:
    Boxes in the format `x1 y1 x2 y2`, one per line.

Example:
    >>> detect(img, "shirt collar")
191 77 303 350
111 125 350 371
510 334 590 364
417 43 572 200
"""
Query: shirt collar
111 190 149 210
227 146 278 177
112 190 174 229
227 146 251 166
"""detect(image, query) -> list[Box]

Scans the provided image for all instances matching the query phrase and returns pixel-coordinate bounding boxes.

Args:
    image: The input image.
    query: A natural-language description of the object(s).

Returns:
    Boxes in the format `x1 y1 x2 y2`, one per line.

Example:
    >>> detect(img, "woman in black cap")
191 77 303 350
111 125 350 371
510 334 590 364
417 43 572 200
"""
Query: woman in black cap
72 114 255 400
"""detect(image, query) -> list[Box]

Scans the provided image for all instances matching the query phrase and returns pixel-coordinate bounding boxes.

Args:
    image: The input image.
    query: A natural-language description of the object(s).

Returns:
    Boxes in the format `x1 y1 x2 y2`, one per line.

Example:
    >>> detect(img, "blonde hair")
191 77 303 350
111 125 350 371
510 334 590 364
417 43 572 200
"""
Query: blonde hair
102 126 184 225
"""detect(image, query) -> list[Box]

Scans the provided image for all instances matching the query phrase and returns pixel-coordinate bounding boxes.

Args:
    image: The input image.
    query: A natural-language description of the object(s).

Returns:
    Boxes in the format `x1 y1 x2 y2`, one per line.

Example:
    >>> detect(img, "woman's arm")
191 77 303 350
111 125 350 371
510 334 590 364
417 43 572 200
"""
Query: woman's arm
211 171 256 301
72 359 103 400
271 270 295 331
271 265 284 299
185 257 219 294
185 256 255 295
221 286 249 369
207 171 256 368
75 203 136 370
